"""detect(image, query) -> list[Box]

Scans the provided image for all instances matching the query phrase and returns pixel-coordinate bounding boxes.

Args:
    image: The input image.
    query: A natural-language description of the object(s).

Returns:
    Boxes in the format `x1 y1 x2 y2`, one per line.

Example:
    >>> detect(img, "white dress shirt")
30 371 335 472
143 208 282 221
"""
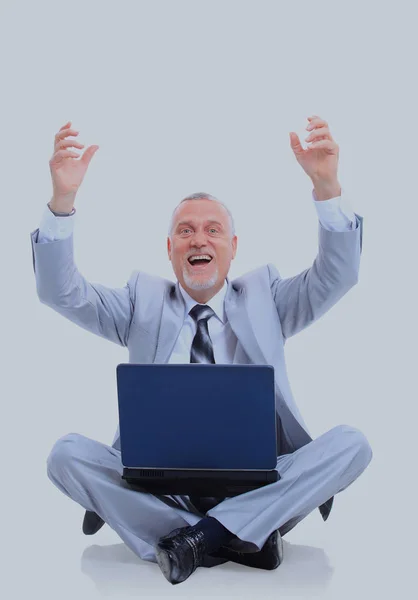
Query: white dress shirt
37 189 357 362
171 279 237 363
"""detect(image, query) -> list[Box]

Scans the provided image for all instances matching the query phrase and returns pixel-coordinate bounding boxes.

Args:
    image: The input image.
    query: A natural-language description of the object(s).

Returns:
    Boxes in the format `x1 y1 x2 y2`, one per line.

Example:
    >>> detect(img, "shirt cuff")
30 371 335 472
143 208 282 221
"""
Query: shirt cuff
312 187 357 231
38 202 75 242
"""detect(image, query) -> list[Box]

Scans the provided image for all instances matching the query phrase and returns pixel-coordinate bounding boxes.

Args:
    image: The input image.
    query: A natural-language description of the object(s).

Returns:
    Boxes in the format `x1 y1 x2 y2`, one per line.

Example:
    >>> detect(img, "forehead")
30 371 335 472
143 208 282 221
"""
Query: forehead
173 199 229 226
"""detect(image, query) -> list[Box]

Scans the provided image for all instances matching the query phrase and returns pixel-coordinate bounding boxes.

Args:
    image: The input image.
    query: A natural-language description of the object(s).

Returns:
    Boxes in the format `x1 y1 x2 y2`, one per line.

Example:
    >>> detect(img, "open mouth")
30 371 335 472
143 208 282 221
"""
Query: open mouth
187 256 214 270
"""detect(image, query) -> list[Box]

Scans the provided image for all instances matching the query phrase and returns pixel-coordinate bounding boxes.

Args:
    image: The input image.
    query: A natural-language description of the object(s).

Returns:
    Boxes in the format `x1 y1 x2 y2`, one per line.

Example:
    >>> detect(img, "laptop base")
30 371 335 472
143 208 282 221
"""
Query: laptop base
122 468 279 497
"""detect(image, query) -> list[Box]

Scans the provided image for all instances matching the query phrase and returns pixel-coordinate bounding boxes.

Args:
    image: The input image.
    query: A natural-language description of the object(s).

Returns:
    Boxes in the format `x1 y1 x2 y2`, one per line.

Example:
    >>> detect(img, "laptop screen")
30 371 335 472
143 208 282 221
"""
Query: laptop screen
116 364 277 470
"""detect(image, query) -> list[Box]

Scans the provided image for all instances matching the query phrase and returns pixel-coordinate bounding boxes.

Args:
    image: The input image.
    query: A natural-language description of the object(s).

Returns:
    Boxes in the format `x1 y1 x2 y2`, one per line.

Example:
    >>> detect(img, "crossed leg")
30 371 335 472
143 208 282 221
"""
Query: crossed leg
46 434 203 563
207 424 373 552
46 424 372 561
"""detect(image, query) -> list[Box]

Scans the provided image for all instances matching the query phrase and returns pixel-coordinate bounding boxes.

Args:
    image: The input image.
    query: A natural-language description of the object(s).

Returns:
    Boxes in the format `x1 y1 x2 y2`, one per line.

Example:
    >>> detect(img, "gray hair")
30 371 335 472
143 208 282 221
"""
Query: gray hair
167 192 236 238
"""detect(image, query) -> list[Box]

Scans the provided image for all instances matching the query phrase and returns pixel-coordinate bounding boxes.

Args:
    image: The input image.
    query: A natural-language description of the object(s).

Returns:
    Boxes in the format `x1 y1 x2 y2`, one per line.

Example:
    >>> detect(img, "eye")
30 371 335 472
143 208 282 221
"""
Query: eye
209 228 218 233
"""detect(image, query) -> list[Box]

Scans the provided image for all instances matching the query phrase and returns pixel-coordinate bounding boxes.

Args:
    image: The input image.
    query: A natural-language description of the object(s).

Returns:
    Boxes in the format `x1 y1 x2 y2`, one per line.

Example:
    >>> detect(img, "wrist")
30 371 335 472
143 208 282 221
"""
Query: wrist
312 178 341 201
48 200 75 216
48 194 76 215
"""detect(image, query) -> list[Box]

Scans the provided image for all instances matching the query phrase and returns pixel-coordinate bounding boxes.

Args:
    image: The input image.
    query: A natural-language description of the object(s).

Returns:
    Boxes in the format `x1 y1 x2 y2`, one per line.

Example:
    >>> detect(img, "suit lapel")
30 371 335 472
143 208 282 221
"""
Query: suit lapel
153 277 267 366
224 282 267 366
153 282 186 363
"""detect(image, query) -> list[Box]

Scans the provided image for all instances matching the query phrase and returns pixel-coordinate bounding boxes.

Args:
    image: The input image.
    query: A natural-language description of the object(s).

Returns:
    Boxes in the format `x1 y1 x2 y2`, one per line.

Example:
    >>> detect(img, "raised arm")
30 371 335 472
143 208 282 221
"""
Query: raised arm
30 121 136 347
269 211 363 340
272 114 364 339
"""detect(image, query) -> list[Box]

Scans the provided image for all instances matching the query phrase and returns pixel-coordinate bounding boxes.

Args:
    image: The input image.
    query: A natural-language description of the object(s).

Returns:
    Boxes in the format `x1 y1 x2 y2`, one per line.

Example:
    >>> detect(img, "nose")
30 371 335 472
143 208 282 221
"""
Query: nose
190 230 208 247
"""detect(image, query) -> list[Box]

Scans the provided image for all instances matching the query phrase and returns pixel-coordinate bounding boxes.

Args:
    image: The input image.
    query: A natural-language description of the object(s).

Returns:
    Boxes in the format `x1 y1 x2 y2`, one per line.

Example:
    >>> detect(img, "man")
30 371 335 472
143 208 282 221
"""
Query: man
30 115 372 585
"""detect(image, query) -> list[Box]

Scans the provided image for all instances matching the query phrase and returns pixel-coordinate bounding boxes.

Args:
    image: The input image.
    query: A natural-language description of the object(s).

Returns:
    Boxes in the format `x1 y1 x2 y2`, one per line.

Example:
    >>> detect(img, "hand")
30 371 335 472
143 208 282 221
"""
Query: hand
49 121 99 211
289 115 339 186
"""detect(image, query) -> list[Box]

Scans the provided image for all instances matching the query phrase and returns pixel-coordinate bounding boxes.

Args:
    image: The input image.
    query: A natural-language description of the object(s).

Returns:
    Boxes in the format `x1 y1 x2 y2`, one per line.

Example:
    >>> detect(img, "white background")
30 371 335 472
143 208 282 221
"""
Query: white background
1 0 417 597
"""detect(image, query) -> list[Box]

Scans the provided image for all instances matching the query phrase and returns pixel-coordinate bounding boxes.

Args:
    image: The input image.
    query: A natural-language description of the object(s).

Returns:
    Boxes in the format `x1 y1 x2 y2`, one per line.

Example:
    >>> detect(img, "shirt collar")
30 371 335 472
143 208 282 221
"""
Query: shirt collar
179 279 228 324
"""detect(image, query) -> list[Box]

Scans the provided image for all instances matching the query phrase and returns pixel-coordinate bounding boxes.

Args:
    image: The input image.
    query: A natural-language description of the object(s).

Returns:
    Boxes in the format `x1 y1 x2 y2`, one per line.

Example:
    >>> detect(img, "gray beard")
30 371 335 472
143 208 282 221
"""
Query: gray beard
182 264 219 290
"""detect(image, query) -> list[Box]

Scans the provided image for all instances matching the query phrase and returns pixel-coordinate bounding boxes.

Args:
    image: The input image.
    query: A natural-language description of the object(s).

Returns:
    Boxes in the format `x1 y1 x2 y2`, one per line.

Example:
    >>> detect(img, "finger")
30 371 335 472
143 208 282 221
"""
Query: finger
289 132 305 154
57 139 85 151
51 149 81 164
307 115 321 122
59 121 72 131
305 126 333 142
307 139 338 153
55 129 79 151
307 117 327 131
80 144 99 167
56 128 78 142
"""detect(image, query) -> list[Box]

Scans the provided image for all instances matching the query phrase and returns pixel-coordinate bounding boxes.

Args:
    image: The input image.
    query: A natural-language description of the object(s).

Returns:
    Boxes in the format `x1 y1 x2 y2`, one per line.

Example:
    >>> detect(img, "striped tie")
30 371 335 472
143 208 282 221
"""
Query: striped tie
188 303 225 513
189 304 216 364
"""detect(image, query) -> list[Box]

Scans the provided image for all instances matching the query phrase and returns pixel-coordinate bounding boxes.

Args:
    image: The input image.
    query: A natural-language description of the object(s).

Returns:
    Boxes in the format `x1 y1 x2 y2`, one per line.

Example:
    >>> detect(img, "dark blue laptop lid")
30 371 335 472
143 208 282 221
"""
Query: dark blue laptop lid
116 364 277 470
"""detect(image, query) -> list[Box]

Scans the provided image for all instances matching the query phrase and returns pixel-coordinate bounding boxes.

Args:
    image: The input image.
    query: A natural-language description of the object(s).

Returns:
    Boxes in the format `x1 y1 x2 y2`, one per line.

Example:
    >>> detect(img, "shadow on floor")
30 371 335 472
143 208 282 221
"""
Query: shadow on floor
80 539 334 596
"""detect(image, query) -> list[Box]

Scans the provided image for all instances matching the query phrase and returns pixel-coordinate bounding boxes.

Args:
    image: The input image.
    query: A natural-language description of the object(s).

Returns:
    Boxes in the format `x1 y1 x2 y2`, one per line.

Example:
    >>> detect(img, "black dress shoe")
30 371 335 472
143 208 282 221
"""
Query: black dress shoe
208 529 283 570
156 526 210 585
82 510 105 535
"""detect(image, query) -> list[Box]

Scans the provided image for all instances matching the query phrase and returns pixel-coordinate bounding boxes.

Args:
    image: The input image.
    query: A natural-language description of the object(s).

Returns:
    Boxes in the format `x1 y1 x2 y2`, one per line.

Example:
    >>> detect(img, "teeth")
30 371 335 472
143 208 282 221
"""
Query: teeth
189 255 212 263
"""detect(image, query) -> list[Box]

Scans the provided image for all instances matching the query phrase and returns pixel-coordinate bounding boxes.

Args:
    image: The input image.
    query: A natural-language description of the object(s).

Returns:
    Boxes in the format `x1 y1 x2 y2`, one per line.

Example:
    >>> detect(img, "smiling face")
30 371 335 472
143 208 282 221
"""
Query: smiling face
167 198 238 303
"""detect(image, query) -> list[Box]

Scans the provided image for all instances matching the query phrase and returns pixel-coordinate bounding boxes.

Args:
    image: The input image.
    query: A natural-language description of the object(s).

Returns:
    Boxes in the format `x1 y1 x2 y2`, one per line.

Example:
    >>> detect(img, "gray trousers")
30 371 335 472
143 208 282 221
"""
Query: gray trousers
46 424 372 562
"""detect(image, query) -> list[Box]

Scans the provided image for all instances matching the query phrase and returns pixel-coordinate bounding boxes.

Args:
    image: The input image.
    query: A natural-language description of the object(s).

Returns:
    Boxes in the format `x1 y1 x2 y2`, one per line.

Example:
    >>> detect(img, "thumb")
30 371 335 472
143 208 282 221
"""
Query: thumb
81 145 99 167
289 132 305 155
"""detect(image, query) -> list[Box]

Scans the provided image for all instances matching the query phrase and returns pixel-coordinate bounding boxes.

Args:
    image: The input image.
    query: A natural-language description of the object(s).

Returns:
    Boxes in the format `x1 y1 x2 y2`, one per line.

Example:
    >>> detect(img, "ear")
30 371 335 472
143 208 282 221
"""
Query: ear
231 235 238 260
167 237 172 261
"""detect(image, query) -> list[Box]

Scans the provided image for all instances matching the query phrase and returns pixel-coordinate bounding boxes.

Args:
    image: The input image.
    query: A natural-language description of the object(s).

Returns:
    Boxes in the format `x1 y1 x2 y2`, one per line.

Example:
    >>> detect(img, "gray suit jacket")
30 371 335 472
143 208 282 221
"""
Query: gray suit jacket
30 212 363 522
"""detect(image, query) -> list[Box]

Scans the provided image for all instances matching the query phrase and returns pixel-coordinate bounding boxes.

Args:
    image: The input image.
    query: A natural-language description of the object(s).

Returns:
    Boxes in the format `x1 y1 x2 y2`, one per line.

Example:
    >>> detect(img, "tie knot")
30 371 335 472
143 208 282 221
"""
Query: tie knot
189 304 215 323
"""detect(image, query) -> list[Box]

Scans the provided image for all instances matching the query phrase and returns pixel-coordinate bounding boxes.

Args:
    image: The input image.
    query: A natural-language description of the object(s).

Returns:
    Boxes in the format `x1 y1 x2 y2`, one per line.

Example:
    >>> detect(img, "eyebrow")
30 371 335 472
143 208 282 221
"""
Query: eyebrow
175 220 224 229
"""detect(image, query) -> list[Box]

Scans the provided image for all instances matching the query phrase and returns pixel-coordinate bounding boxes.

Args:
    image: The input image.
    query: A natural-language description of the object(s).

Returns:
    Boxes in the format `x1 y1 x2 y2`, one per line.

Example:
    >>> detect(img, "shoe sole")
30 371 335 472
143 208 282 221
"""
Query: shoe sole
156 546 174 583
212 530 284 570
277 532 284 564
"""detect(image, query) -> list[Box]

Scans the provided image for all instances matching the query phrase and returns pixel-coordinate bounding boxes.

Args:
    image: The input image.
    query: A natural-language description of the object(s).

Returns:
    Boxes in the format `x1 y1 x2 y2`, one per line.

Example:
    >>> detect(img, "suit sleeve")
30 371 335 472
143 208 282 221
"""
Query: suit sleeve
30 227 137 347
269 212 363 340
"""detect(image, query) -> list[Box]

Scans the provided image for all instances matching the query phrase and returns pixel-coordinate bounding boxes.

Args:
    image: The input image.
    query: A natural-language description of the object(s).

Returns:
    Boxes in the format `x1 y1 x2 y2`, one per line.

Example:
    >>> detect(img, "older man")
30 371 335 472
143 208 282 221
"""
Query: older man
30 116 372 585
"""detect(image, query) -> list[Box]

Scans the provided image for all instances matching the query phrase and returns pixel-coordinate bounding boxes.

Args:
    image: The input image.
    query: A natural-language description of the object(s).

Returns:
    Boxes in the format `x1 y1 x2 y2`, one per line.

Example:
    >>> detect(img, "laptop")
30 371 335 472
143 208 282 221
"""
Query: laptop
116 363 280 497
